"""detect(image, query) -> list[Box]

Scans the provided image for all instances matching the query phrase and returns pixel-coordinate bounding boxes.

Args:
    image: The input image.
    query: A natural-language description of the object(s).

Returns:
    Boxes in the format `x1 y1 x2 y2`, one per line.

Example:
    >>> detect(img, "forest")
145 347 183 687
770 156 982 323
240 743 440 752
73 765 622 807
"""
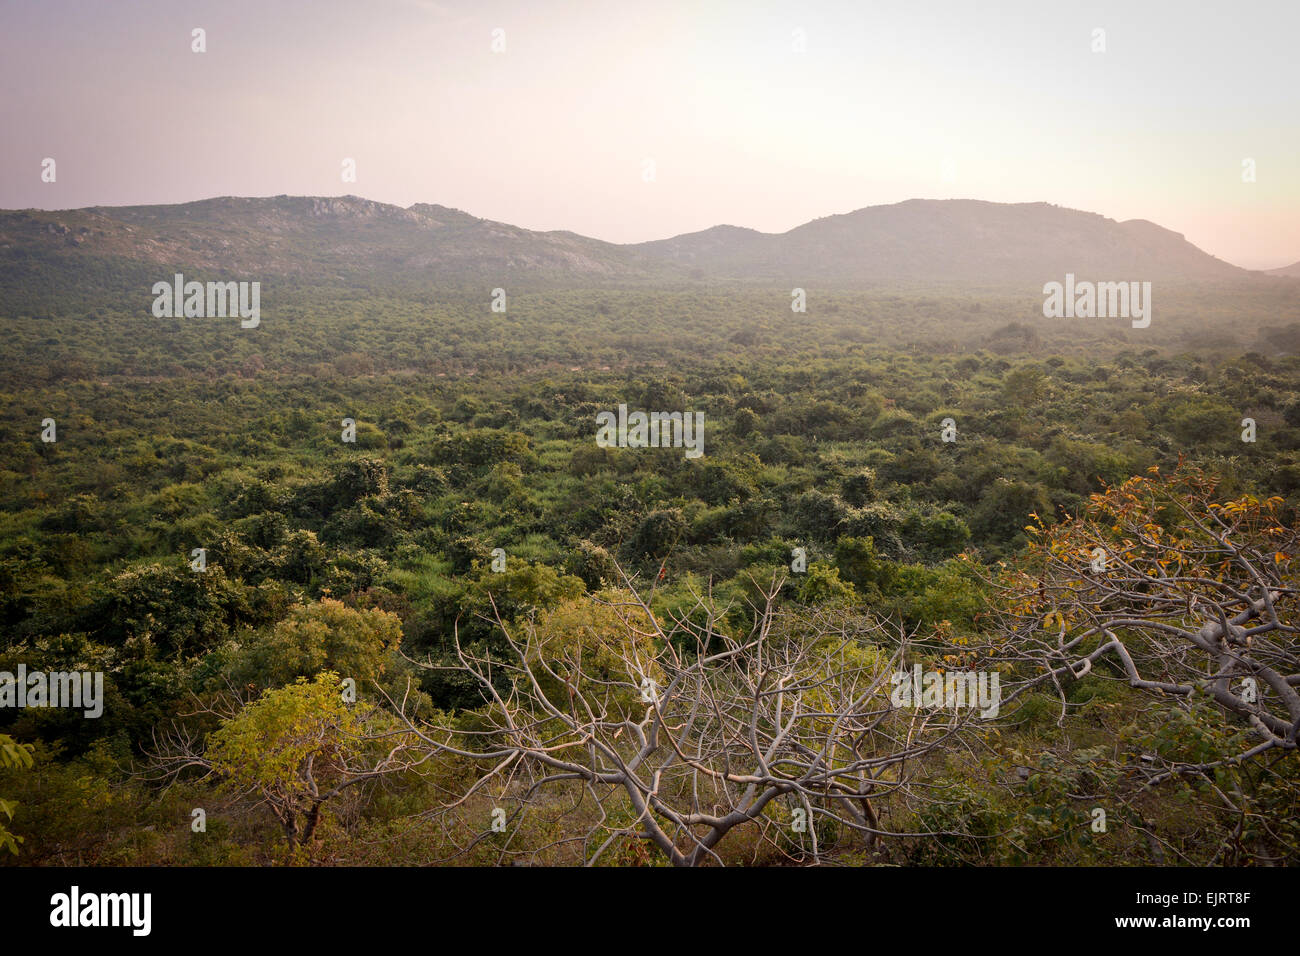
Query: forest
1 278 1298 866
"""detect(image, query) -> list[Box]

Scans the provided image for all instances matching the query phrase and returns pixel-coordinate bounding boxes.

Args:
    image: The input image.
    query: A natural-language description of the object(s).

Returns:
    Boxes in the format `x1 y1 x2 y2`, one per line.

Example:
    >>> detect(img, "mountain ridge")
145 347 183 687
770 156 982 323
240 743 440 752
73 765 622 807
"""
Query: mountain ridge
0 194 1282 291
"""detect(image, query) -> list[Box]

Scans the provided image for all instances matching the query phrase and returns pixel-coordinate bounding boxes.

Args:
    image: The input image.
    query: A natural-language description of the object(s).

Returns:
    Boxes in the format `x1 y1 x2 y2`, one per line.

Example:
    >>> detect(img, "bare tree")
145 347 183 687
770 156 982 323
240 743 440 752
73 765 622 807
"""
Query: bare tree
393 571 979 866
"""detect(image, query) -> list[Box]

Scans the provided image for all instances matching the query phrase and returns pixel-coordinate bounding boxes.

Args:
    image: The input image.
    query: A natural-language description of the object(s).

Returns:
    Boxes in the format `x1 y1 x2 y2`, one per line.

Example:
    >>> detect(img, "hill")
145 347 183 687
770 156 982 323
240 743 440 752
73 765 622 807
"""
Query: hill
632 199 1249 283
0 195 1256 312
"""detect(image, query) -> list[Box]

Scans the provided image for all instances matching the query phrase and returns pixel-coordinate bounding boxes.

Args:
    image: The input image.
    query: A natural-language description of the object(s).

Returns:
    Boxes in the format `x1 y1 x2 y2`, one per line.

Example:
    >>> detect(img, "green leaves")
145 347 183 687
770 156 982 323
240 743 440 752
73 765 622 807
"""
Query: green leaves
0 733 35 856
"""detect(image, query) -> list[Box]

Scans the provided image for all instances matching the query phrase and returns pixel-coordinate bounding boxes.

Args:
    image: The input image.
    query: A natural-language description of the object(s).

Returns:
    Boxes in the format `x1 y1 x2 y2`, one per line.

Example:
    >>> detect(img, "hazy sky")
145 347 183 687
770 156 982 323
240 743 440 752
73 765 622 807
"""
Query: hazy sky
2 0 1296 268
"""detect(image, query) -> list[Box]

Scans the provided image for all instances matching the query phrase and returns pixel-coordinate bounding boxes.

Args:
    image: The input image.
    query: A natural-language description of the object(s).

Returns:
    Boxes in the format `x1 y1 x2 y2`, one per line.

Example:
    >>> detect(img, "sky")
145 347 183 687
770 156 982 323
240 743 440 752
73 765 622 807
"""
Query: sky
1 0 1297 269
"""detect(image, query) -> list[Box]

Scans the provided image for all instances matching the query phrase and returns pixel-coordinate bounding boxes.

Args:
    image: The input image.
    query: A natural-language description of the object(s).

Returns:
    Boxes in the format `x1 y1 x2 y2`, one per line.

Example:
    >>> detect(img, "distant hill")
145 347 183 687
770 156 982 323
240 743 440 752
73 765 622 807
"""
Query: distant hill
1267 261 1300 277
633 199 1250 283
0 195 1257 306
0 196 643 287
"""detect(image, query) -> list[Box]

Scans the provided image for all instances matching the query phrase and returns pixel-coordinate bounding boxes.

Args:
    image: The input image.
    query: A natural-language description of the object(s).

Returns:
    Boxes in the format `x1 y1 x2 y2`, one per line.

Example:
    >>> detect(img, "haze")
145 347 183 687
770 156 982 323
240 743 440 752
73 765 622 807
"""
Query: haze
1 0 1296 269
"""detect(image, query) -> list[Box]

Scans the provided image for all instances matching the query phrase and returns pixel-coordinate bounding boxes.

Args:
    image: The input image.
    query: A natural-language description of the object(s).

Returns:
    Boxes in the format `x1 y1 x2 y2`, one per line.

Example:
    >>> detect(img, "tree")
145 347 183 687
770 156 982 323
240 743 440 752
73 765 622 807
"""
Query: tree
842 468 877 507
0 734 35 855
971 478 1052 546
988 466 1298 781
1001 364 1047 408
624 508 687 563
151 673 423 854
92 560 253 658
229 598 404 692
395 572 974 866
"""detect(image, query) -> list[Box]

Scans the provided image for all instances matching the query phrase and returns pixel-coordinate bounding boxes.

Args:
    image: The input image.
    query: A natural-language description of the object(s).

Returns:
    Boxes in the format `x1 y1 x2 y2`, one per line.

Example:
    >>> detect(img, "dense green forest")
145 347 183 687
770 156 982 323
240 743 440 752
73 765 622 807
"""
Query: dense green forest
1 280 1298 866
